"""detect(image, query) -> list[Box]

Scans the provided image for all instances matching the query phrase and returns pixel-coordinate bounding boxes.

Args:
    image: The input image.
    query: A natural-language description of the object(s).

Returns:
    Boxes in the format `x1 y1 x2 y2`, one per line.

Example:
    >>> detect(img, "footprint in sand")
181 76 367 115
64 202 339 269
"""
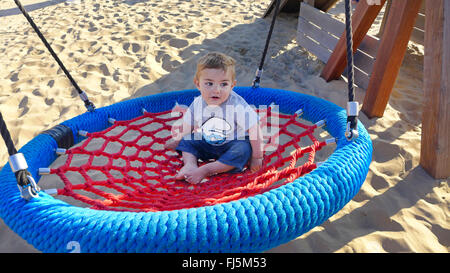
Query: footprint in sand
369 173 390 191
88 25 98 32
32 89 42 97
186 32 200 39
47 80 55 88
168 38 188 49
123 42 141 53
10 72 19 82
112 70 121 82
131 43 141 53
18 96 29 117
158 34 174 43
99 64 110 76
45 98 55 106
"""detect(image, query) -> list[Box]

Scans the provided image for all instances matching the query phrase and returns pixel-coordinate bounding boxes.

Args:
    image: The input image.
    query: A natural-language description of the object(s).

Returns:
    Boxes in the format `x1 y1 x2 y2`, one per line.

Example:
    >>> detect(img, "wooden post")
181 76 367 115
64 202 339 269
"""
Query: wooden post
361 0 422 118
320 0 386 82
420 0 450 179
377 0 392 37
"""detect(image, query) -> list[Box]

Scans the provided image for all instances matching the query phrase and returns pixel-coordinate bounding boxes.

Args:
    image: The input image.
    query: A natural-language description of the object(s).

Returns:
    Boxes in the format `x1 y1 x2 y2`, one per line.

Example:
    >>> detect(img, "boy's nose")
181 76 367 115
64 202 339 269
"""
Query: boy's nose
211 85 221 93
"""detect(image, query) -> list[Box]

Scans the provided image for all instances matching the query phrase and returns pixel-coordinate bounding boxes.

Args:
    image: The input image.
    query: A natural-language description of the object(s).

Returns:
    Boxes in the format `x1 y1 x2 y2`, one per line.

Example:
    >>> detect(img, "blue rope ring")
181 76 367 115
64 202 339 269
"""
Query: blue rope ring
0 87 372 252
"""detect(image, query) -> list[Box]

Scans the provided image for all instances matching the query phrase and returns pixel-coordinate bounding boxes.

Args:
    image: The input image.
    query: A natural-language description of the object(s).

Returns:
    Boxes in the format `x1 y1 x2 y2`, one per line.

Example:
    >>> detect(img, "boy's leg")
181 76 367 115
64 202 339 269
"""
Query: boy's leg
216 140 252 173
182 140 252 184
174 135 252 183
183 161 235 184
175 151 199 180
175 133 219 182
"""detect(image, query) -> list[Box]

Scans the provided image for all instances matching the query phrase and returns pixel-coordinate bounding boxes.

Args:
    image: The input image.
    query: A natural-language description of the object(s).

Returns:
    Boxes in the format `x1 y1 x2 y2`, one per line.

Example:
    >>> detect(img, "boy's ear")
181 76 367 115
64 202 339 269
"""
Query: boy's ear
193 78 200 89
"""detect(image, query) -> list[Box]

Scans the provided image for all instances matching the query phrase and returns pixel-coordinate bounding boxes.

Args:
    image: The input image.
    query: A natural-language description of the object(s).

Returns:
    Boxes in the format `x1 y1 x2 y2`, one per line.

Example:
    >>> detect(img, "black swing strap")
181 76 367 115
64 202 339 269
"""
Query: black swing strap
14 0 95 112
344 0 359 141
0 112 40 200
252 0 282 88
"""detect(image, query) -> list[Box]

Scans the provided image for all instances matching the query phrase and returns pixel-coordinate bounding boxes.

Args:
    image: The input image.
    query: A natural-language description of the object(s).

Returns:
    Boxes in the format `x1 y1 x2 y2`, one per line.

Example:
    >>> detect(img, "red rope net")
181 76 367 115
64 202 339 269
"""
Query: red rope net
45 106 331 212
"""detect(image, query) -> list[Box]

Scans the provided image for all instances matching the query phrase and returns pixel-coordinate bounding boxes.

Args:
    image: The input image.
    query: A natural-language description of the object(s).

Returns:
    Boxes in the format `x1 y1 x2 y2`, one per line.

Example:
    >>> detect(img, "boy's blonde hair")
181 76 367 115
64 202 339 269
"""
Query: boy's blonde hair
194 52 236 81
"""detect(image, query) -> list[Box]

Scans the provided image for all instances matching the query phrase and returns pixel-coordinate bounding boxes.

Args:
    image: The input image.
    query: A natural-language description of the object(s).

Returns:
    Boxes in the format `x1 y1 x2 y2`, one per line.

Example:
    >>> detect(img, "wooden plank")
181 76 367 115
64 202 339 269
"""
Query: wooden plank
378 0 391 37
300 2 344 37
358 34 379 57
296 32 332 62
320 0 386 82
361 0 423 118
353 49 375 77
410 11 425 44
379 0 425 44
420 0 450 179
354 66 370 90
410 27 425 44
298 16 340 50
415 12 425 29
343 65 371 90
300 2 379 56
298 17 375 81
297 2 378 88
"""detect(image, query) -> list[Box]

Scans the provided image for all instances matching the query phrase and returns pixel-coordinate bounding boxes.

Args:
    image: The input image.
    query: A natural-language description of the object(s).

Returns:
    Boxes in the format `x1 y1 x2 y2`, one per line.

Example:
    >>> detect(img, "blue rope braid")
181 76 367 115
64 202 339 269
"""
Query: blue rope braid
0 87 372 253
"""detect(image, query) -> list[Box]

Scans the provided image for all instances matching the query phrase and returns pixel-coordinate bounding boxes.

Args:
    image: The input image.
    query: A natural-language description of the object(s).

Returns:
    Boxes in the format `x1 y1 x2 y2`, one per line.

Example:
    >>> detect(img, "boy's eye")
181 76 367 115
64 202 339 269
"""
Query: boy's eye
220 82 228 87
205 82 213 86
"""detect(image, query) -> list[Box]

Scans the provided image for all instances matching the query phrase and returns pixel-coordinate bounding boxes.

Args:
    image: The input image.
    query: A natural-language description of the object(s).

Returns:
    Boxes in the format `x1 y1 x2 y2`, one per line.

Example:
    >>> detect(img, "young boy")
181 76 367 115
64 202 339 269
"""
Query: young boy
165 52 264 184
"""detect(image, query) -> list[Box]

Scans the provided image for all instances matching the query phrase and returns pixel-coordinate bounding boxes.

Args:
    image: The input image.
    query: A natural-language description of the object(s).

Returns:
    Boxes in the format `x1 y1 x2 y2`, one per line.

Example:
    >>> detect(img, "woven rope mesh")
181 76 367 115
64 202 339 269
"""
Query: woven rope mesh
39 106 333 212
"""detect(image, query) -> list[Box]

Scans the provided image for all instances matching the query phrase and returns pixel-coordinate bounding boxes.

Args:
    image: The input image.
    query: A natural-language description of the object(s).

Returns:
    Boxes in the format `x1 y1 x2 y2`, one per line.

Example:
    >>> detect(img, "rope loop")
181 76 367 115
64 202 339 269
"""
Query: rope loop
16 173 40 201
9 153 40 200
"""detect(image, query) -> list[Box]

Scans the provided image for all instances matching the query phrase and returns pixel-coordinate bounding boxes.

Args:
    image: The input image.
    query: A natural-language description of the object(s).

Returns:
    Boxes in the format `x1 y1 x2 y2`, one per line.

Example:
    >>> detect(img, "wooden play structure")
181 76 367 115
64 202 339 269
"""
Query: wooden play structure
377 0 425 45
420 0 449 179
296 2 379 90
265 0 449 178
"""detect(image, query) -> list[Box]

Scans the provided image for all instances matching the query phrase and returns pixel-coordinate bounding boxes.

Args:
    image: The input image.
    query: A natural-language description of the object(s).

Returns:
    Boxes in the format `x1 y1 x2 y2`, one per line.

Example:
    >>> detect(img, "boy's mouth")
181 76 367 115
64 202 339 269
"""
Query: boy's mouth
211 96 220 99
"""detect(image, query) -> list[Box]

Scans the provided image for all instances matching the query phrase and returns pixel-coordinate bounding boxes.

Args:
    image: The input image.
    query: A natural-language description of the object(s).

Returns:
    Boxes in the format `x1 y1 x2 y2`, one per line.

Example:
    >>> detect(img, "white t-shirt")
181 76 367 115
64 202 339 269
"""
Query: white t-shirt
183 91 259 145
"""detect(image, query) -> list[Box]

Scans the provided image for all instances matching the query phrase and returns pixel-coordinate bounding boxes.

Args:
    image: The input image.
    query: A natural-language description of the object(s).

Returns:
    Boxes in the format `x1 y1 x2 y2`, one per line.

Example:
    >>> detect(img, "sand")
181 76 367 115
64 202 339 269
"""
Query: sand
0 0 448 253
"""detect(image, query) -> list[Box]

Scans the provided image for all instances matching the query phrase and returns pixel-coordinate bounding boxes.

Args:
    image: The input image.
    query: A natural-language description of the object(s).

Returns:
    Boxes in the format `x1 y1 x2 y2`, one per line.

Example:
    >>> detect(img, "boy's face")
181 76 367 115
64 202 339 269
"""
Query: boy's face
194 68 236 106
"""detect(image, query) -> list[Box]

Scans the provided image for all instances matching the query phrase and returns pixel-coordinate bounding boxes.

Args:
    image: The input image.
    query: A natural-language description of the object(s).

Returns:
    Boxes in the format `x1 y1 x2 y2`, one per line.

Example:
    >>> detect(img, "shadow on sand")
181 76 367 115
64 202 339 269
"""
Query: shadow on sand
0 0 68 18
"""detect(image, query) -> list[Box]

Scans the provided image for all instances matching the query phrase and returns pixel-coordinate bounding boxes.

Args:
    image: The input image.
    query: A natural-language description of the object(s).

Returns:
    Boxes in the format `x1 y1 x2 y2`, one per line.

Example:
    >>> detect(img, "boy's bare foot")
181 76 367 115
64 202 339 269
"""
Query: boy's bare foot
176 160 235 184
175 164 197 180
184 167 209 184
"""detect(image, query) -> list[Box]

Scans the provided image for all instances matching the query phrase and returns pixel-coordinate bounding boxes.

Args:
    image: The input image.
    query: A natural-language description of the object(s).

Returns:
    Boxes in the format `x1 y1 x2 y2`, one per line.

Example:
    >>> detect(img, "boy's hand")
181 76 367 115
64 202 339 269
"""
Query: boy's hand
250 156 263 172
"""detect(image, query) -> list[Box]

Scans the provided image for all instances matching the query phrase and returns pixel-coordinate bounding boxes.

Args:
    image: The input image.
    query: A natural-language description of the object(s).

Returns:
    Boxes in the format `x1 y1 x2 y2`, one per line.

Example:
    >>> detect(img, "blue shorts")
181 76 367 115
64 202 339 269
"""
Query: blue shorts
176 133 252 172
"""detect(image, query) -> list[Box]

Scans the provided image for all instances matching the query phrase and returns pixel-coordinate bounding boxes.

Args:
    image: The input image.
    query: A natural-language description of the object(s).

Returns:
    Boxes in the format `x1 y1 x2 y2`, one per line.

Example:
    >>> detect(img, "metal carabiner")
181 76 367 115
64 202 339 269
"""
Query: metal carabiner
17 175 40 201
8 153 40 200
345 121 359 141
